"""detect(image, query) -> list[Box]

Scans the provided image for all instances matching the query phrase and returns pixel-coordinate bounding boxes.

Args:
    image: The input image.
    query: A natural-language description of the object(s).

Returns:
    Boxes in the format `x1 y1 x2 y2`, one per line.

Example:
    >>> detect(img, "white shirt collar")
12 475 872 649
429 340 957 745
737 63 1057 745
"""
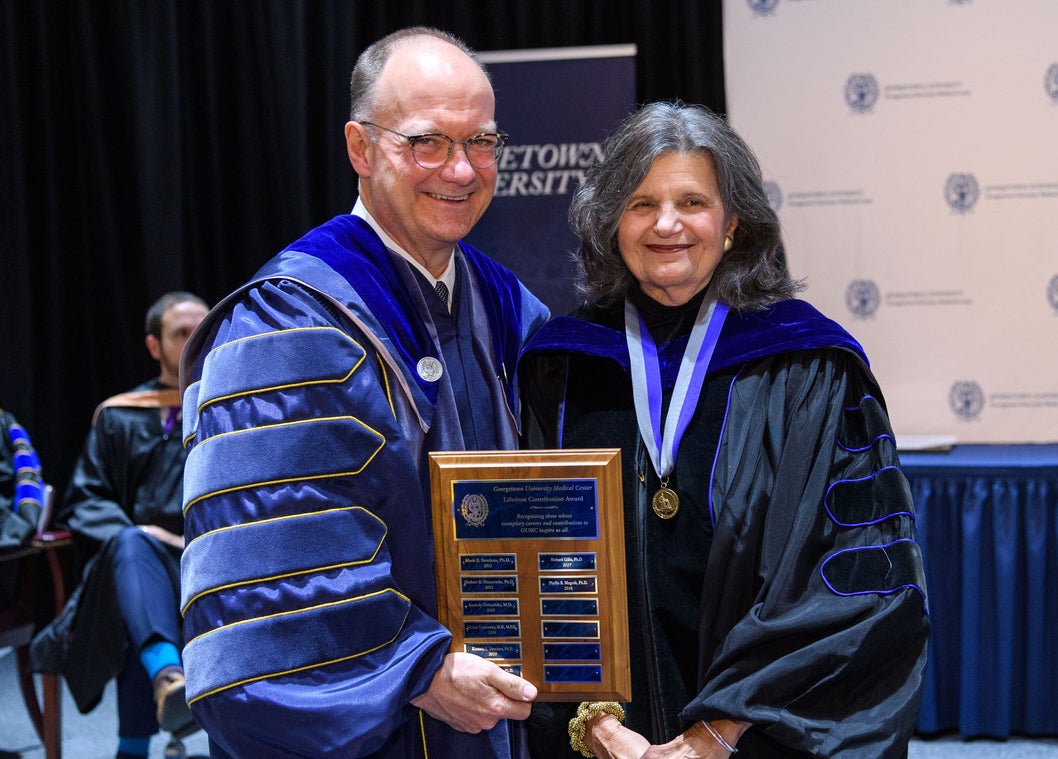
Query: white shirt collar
351 198 456 303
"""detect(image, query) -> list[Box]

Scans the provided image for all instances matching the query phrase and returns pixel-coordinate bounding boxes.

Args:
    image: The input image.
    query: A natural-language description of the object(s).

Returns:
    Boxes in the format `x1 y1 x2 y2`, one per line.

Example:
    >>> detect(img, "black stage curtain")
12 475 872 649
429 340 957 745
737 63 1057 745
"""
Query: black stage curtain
0 1 725 491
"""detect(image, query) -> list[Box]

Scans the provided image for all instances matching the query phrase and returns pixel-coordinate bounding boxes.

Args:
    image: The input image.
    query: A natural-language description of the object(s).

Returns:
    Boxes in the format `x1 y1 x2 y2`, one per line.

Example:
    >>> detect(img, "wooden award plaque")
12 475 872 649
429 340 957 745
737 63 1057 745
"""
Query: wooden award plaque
428 448 630 701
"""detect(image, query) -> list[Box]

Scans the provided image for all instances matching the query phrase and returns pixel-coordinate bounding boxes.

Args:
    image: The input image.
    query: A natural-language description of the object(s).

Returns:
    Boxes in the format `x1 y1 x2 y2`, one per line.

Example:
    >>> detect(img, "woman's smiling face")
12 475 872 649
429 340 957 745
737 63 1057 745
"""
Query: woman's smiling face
617 151 737 306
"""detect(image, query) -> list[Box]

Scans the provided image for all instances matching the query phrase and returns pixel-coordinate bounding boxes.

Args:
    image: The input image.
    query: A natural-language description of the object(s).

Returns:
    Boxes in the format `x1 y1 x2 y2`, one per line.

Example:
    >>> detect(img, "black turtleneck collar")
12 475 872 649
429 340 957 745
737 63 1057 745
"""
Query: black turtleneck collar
627 284 710 344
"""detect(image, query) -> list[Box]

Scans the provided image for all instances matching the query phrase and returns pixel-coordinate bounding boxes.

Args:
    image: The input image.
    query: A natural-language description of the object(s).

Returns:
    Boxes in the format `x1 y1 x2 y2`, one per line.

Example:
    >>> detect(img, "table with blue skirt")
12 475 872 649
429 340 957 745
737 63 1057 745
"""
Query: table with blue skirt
900 444 1058 738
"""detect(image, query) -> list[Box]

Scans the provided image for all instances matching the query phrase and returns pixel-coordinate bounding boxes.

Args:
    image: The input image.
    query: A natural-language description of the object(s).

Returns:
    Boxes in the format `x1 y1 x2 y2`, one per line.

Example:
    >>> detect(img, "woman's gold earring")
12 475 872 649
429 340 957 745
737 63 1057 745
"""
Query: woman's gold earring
723 235 733 252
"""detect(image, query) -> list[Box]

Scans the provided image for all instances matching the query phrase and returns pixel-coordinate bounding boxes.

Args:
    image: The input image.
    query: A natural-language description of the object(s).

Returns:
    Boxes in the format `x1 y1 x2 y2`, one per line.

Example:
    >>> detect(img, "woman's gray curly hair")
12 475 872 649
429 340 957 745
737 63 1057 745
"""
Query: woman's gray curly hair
569 101 802 310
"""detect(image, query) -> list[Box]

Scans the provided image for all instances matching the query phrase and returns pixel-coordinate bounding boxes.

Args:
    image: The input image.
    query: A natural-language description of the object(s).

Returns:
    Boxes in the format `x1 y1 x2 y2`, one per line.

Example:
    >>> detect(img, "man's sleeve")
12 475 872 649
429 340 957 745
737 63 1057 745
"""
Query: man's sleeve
685 350 929 758
60 412 134 549
180 280 451 757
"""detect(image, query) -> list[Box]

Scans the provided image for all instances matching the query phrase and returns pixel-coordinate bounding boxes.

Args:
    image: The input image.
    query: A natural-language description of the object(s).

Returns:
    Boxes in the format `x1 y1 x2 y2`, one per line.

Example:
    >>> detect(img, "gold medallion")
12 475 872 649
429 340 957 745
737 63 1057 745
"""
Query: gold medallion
651 486 679 519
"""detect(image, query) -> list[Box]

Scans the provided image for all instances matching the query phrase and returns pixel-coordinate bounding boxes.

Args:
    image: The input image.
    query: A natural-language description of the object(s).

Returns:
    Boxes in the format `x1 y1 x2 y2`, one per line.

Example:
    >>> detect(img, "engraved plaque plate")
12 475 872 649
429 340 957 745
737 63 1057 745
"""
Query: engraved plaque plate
429 448 630 701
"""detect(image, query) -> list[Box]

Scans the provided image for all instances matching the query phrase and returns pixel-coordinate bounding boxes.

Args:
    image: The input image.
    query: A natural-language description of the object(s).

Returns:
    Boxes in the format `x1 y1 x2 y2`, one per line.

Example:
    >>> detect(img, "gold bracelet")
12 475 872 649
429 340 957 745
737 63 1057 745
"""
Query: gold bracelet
702 721 739 753
568 701 626 758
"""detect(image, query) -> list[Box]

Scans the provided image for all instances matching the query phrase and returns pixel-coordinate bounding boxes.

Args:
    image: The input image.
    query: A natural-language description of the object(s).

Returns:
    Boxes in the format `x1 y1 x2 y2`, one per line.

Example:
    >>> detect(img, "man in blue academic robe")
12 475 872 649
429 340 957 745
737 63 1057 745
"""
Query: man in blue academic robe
180 27 547 759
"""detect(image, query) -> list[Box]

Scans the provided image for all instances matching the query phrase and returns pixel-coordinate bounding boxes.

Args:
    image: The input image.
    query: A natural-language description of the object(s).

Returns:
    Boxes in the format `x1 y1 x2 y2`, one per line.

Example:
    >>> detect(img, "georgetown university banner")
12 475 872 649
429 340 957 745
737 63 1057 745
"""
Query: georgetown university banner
466 45 637 316
724 0 1058 445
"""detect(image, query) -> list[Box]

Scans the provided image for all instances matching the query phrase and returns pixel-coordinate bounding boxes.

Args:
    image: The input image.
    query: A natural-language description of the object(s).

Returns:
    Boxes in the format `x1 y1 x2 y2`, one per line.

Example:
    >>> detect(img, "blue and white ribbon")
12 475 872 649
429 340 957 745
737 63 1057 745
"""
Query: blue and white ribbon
624 296 728 481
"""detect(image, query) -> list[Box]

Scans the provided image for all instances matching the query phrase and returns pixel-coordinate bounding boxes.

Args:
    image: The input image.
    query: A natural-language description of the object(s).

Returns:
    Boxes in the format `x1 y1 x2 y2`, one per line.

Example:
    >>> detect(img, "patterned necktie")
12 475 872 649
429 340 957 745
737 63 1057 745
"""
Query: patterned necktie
434 280 450 308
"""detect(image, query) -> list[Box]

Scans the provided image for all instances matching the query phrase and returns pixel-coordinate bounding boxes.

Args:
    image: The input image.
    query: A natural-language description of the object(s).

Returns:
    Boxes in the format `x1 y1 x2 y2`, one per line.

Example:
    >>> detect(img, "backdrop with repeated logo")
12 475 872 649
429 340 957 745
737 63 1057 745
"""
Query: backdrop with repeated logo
724 0 1058 446
466 45 637 317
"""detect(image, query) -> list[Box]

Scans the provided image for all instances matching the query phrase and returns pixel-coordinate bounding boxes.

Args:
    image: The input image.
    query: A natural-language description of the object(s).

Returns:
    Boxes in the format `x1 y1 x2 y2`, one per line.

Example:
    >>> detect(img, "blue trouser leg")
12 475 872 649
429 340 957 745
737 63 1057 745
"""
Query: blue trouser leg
111 526 183 649
110 526 183 736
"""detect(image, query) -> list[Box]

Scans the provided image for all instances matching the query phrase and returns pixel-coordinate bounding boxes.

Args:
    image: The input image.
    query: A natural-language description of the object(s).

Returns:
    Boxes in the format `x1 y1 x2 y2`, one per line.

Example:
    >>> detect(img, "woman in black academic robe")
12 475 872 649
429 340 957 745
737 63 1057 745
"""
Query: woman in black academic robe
520 102 929 759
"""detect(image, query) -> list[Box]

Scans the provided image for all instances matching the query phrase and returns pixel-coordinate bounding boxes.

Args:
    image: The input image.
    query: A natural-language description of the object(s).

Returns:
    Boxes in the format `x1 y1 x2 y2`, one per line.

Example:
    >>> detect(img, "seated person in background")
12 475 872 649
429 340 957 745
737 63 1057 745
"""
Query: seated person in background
51 291 208 759
0 408 47 600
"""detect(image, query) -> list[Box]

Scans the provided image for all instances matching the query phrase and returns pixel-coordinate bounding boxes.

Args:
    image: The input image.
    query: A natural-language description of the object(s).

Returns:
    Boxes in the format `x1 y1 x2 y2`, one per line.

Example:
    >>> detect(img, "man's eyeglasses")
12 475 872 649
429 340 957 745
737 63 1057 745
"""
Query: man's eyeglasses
360 122 509 169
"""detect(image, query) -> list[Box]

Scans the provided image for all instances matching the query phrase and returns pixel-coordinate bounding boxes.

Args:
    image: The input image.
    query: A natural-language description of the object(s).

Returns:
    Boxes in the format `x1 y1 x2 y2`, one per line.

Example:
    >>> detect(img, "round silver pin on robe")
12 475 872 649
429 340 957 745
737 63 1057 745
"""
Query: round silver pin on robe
416 356 444 382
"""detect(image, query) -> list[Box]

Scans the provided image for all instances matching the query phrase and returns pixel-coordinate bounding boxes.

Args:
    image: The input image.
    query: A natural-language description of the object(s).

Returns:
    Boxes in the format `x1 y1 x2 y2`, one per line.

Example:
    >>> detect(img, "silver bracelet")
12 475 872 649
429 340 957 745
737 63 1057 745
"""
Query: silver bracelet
702 721 739 753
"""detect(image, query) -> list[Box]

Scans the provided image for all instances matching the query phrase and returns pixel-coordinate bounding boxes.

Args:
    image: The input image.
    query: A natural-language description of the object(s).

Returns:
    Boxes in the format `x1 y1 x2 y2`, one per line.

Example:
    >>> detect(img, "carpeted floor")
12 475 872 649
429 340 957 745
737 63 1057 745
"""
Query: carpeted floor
3 647 1057 758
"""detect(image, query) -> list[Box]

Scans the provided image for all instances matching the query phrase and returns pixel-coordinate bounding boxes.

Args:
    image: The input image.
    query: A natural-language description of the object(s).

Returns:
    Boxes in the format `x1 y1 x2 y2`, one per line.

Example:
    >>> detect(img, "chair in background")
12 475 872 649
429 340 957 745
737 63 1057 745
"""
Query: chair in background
0 484 72 759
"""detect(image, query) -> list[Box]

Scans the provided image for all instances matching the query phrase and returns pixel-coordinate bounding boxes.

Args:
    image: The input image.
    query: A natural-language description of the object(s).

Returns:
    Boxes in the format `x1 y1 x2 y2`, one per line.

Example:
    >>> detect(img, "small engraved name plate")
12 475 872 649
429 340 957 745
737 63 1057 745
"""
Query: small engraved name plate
539 553 597 572
460 575 518 594
462 598 520 617
465 642 522 660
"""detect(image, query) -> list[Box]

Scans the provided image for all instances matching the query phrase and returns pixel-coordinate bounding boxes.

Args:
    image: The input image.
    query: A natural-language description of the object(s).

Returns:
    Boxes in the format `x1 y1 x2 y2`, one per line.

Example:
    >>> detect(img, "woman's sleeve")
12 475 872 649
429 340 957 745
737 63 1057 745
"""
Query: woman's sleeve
684 349 929 758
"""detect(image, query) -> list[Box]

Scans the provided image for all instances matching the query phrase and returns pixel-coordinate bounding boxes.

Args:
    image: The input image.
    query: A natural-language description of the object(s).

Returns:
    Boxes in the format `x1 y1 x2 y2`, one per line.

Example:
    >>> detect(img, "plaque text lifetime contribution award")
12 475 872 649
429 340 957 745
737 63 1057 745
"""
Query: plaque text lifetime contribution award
428 448 630 701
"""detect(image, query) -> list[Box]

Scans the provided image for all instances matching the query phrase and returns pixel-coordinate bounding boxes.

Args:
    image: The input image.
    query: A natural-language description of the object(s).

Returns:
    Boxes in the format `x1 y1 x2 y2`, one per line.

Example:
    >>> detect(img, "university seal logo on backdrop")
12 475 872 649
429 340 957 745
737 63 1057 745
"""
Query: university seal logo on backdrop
763 181 783 212
845 280 881 318
1047 274 1058 314
944 173 979 213
845 74 880 113
746 0 780 15
1046 63 1058 103
949 381 985 421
